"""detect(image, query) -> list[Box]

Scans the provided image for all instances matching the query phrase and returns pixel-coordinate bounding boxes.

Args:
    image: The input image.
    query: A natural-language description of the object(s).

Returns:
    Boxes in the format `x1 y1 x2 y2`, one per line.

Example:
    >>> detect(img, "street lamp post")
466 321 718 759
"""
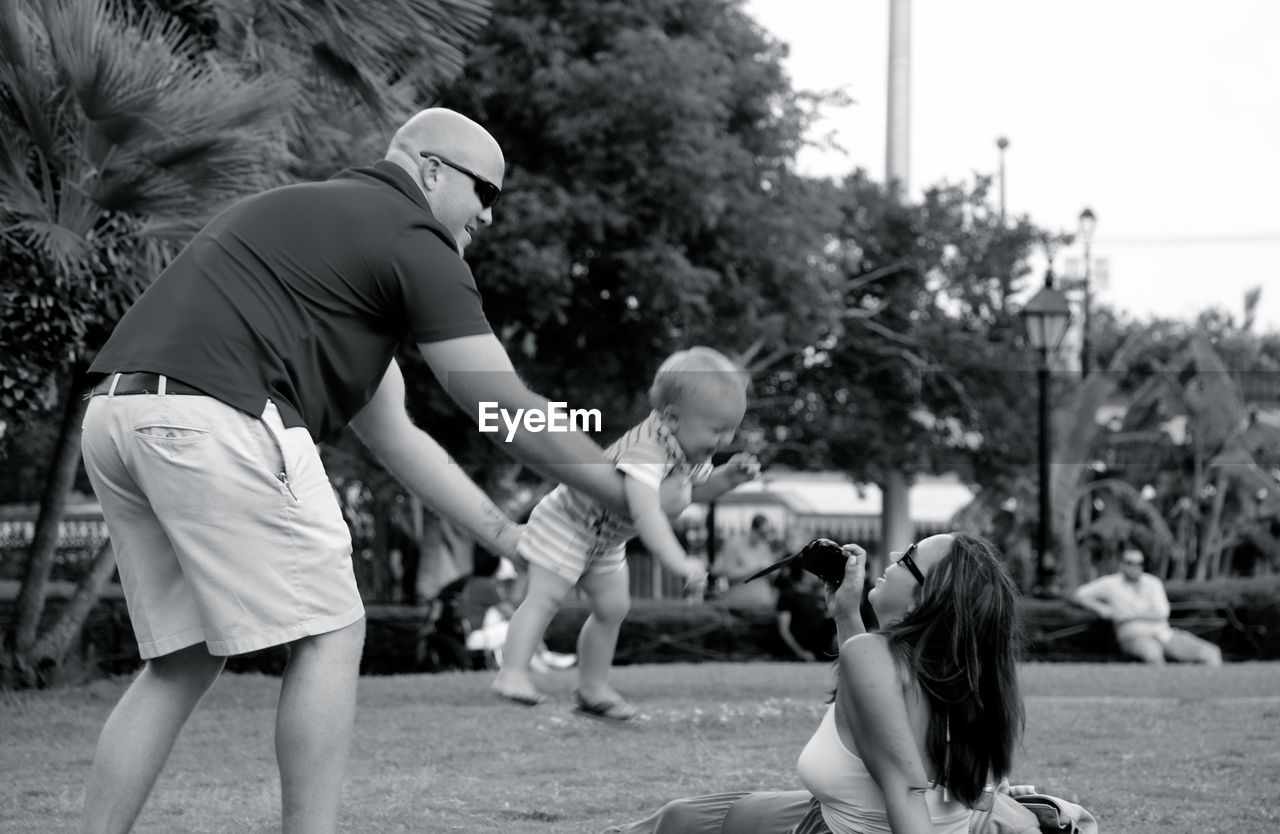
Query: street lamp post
1021 271 1072 595
1078 207 1096 377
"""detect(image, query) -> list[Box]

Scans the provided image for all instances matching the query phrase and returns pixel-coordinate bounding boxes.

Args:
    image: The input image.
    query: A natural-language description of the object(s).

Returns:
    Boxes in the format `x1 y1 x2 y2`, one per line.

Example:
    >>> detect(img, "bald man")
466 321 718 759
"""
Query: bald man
78 108 628 834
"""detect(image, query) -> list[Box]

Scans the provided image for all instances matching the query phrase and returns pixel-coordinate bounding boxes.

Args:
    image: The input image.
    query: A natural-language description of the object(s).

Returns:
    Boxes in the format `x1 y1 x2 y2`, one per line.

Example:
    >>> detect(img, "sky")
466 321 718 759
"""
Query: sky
744 0 1280 333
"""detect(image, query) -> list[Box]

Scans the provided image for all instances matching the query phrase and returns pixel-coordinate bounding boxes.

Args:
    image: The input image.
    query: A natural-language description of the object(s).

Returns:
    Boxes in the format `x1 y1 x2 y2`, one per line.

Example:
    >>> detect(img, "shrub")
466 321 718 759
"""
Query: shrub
5 576 1277 680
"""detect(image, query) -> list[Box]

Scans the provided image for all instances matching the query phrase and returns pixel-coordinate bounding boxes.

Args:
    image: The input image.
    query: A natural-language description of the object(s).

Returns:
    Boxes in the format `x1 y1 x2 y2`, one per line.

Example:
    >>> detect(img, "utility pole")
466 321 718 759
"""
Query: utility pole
886 0 912 197
880 0 913 561
996 136 1010 310
996 136 1008 225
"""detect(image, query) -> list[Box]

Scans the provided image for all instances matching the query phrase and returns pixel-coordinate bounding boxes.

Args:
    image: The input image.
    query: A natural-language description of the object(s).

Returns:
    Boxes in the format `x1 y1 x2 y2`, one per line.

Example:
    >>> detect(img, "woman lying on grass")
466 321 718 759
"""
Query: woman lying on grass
605 533 1025 834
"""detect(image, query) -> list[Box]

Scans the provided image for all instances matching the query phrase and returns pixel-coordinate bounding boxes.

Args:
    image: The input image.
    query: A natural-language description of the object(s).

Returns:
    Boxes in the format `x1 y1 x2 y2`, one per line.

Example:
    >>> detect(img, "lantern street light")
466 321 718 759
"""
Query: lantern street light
1078 207 1097 377
1021 271 1073 595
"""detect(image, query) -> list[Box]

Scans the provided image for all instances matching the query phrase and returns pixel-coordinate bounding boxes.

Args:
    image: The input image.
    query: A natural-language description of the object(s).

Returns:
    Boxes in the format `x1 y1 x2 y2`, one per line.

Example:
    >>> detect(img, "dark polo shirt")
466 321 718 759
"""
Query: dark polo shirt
89 162 492 442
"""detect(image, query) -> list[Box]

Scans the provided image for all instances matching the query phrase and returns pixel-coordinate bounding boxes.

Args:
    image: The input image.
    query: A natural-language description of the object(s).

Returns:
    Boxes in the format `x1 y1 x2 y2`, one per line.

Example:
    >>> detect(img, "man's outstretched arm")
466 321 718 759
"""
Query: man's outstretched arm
418 333 628 517
349 359 521 559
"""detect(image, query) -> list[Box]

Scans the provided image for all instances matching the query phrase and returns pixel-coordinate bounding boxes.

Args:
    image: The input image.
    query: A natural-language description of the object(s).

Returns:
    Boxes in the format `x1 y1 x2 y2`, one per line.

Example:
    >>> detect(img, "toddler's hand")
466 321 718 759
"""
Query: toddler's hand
725 452 761 485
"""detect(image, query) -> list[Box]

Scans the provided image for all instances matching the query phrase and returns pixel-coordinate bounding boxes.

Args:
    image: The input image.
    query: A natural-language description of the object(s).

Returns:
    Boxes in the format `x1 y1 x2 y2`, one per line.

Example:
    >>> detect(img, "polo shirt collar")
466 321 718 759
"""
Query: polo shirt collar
336 160 458 251
369 160 428 208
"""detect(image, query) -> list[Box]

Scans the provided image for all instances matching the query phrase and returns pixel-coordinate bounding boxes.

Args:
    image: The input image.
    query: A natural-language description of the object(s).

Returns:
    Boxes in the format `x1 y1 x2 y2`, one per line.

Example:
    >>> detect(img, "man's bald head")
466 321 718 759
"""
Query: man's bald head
386 108 505 185
385 108 505 254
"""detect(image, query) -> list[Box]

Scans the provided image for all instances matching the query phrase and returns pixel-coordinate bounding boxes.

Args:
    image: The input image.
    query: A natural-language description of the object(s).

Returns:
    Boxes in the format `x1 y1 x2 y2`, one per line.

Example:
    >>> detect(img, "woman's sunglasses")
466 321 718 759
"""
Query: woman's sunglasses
419 151 502 209
897 542 926 586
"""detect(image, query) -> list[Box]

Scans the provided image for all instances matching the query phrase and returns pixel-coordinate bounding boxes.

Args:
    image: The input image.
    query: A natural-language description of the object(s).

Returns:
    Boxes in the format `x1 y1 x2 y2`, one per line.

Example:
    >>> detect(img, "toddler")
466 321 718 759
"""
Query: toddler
492 347 760 718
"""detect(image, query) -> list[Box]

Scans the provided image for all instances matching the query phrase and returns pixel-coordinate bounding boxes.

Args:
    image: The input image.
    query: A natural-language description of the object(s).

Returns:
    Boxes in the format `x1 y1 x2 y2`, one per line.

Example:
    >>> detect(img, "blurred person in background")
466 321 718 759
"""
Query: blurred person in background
775 561 836 662
715 513 782 609
1072 547 1223 665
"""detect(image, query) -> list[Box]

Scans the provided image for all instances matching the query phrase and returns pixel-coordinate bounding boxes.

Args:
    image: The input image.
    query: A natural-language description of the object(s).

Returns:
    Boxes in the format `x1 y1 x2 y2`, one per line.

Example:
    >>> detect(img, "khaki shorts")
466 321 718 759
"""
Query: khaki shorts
82 387 361 659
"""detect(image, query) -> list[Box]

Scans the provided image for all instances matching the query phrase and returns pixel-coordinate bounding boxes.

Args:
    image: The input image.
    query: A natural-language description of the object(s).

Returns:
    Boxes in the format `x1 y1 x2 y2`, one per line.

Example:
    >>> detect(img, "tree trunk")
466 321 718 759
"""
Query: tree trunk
10 375 91 660
28 538 117 679
1050 461 1084 590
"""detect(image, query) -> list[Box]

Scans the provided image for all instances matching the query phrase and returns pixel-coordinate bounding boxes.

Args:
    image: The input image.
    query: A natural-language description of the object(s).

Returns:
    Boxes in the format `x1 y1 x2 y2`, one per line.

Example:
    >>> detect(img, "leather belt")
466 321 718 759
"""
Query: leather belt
90 372 207 397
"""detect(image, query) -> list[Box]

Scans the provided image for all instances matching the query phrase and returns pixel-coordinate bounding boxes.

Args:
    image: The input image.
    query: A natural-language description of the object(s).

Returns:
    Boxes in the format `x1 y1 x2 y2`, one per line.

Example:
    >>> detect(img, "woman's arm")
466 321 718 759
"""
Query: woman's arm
836 635 934 834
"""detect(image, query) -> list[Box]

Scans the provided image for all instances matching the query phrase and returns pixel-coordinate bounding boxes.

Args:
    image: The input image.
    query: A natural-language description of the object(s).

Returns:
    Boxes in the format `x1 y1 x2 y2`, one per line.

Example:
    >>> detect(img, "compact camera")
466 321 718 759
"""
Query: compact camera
745 538 849 587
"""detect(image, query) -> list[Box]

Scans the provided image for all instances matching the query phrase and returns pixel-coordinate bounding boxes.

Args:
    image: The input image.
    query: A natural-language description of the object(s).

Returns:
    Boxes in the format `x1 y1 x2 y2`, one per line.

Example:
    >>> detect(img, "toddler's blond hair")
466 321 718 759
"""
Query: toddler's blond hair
648 346 749 410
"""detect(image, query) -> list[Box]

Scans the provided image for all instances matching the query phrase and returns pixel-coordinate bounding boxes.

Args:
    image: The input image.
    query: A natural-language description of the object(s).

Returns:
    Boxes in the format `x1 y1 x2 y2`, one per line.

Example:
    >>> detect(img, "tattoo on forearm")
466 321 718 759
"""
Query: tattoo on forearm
480 500 518 554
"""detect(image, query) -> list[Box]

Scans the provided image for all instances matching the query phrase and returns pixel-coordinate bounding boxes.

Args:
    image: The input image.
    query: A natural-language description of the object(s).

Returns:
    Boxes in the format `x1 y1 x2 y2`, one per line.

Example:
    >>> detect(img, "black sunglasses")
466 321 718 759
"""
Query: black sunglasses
898 543 926 586
418 151 501 209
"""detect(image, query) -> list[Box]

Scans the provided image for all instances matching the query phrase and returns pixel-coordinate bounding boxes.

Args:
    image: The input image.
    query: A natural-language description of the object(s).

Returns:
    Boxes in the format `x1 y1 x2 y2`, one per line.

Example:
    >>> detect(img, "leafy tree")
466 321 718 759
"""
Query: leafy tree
390 0 842 479
751 172 1051 560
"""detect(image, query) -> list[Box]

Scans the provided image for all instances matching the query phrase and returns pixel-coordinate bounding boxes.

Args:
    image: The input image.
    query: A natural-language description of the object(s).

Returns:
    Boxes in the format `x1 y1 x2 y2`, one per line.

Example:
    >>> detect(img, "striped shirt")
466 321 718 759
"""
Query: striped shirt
519 411 713 576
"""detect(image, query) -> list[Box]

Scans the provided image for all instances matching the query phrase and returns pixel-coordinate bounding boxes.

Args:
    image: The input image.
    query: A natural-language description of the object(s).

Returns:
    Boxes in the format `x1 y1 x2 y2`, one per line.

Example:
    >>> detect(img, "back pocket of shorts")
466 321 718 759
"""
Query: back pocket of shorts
134 424 208 440
133 423 210 461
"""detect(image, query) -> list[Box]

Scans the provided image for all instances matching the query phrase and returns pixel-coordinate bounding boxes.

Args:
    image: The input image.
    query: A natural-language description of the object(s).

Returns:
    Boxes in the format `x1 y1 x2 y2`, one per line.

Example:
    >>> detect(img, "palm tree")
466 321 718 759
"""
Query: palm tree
1106 332 1280 580
207 0 494 179
957 324 1280 592
2 0 495 687
3 0 496 688
0 0 293 687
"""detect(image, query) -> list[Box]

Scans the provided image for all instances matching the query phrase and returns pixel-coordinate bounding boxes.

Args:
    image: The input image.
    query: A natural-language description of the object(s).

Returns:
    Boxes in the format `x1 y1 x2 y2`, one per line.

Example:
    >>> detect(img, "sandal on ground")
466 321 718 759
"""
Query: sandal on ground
573 690 637 722
492 688 547 707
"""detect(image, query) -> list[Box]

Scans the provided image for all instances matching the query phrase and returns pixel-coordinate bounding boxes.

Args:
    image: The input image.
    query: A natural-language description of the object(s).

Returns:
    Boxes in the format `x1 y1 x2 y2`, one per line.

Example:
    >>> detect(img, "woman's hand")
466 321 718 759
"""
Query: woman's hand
825 543 867 638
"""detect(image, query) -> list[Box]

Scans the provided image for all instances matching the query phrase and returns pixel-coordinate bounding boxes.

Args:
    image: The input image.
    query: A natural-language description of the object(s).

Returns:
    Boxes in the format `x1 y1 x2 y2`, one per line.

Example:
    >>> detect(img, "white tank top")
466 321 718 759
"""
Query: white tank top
796 705 971 834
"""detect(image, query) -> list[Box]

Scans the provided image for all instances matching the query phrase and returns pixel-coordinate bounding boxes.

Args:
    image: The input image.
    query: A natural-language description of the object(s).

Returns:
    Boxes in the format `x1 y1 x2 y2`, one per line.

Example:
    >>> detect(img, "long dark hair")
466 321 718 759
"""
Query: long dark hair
879 533 1024 806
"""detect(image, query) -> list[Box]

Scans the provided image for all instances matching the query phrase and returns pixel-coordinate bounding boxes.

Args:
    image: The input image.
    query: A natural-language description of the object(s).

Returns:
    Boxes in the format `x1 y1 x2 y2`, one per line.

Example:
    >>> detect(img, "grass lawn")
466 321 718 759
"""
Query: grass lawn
3 661 1279 833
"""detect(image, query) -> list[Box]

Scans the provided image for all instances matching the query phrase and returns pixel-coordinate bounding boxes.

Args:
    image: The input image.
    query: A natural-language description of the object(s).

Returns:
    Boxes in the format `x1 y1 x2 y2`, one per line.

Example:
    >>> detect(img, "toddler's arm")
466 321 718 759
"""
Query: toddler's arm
691 452 761 504
625 475 705 585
